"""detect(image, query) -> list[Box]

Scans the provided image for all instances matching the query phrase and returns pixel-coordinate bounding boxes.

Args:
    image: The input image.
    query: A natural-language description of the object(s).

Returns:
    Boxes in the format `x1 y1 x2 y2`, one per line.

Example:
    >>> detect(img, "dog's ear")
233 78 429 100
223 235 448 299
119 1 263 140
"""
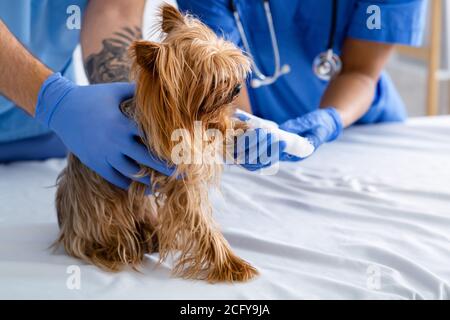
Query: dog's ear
160 4 185 33
131 40 161 70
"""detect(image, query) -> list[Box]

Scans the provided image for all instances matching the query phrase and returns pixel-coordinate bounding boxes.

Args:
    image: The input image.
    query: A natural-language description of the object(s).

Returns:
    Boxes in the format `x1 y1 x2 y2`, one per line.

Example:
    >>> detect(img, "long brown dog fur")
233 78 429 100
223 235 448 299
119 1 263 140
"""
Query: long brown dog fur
53 4 258 282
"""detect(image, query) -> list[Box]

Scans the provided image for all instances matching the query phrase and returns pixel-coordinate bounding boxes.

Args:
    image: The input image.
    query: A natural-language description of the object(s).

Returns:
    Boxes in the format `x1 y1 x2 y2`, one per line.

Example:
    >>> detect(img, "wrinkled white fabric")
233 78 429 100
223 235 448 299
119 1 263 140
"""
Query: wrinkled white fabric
0 117 449 299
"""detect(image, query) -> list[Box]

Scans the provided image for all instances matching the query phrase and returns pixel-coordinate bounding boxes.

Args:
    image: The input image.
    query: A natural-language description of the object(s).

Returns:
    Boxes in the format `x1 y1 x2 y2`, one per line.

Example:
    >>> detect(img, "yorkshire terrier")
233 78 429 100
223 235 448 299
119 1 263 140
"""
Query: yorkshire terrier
53 4 258 282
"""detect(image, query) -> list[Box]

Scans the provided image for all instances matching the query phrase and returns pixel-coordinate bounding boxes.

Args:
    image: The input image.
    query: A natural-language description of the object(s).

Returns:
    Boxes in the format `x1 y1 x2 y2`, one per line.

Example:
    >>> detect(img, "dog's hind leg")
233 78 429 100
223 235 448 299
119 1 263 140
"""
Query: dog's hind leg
155 179 258 282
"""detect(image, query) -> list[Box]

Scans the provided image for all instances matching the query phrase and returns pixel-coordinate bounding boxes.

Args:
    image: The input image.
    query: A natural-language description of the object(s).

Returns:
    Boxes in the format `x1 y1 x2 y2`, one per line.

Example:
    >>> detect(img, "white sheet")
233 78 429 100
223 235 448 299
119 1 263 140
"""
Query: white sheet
1 117 450 299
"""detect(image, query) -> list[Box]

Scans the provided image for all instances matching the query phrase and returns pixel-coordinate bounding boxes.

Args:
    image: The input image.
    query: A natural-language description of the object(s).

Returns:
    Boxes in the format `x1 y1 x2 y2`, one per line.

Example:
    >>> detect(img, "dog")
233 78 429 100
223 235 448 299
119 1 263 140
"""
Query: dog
53 4 258 282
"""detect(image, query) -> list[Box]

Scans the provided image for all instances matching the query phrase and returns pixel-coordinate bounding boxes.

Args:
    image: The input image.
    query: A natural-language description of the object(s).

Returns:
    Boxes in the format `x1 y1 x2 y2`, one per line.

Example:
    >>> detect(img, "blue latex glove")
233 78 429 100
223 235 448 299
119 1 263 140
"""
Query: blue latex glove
35 73 174 189
279 108 343 161
234 113 286 171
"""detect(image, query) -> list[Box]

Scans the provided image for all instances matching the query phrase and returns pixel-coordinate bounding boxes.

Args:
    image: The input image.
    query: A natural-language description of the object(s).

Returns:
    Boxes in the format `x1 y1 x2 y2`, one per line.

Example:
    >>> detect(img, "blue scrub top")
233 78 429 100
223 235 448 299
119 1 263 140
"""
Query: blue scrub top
0 0 87 143
177 0 427 125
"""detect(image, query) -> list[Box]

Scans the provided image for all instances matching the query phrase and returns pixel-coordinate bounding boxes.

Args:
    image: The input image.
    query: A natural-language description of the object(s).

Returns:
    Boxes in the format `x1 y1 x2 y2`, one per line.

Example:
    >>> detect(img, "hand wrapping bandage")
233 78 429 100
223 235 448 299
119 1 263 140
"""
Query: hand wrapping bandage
236 109 315 159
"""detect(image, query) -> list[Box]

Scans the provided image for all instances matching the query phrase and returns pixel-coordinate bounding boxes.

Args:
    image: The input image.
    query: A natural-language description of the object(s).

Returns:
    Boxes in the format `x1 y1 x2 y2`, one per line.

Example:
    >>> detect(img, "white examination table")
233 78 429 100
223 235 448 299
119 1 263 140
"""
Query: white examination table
1 117 449 299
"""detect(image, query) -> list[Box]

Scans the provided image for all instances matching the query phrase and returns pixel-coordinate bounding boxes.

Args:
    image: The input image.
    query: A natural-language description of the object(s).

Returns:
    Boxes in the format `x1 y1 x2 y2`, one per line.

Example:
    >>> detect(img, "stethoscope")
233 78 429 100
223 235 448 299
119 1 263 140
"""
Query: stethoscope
231 0 342 88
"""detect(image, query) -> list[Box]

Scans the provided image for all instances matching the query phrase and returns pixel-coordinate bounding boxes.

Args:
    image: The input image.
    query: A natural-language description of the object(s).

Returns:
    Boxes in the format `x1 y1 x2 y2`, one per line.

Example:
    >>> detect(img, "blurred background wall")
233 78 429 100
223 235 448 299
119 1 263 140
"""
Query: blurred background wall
388 0 449 117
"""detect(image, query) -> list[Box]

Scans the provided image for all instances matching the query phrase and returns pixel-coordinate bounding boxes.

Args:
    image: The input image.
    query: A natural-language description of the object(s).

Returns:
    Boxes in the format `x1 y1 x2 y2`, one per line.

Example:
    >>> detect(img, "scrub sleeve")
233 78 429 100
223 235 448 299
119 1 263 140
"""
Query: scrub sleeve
348 0 427 123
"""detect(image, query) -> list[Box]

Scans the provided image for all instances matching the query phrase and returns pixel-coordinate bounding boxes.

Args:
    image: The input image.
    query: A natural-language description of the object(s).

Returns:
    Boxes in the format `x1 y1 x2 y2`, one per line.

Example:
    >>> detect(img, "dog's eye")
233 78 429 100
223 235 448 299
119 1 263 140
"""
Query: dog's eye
225 84 242 104
226 84 242 103
232 84 242 98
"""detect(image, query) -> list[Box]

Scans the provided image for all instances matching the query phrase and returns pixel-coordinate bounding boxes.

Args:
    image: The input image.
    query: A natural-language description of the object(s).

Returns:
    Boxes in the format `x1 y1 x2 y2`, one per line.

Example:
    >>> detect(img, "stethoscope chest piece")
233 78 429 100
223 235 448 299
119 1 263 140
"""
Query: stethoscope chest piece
232 0 341 86
313 49 342 82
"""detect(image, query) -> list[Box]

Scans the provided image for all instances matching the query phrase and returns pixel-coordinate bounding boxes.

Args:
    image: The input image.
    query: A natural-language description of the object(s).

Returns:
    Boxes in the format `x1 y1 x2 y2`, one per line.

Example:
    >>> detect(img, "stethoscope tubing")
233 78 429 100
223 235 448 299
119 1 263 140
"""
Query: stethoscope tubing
232 0 279 82
231 0 340 86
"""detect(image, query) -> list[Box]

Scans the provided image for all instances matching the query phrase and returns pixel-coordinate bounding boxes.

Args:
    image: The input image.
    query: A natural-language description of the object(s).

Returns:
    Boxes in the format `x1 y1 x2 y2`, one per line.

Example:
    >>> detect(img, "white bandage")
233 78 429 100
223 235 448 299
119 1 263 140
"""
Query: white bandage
236 109 315 158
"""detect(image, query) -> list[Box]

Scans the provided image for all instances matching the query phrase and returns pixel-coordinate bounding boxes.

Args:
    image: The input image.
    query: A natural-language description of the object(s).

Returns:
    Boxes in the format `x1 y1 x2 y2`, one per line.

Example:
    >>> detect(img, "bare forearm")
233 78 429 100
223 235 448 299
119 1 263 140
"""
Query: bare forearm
320 38 395 127
81 0 145 84
0 20 52 115
320 71 376 127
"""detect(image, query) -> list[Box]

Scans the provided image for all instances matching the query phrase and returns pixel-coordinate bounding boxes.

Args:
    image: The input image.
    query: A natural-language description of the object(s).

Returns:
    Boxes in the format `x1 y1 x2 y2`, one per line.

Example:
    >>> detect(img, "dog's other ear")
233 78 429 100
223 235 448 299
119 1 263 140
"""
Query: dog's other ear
131 40 161 70
160 4 185 33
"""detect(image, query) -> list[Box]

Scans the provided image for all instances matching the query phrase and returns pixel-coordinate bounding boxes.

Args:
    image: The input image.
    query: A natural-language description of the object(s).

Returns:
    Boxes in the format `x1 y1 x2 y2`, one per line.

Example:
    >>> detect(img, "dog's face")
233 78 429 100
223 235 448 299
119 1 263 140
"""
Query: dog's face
130 5 251 160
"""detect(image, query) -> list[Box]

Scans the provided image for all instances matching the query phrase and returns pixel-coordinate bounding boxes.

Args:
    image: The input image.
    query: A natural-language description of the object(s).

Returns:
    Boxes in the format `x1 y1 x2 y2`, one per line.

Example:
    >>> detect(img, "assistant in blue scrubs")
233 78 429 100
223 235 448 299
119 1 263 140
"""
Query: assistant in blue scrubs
177 0 427 125
0 0 87 161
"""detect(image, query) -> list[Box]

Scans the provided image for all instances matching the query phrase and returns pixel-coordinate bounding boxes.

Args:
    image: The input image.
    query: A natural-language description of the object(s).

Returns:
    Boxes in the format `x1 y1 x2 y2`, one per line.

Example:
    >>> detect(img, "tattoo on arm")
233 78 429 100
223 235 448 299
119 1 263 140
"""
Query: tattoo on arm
85 26 142 84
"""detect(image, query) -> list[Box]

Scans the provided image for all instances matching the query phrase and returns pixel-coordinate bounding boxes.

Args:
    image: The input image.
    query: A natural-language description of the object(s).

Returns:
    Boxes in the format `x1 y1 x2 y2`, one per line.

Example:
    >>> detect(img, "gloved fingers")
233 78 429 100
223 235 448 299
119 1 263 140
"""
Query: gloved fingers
280 152 302 162
122 138 175 177
303 132 322 149
315 124 333 143
279 115 316 135
100 163 132 190
240 163 271 171
240 153 281 171
111 82 136 101
236 128 268 151
124 119 141 137
273 139 287 162
234 128 267 164
278 139 287 154
232 133 286 171
112 116 166 181
247 135 285 165
107 154 151 186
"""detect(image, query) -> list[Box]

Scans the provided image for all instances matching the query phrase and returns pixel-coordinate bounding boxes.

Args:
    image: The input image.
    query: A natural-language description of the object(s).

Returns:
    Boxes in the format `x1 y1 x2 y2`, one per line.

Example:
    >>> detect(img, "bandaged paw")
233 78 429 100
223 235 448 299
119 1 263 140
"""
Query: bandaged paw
235 109 315 159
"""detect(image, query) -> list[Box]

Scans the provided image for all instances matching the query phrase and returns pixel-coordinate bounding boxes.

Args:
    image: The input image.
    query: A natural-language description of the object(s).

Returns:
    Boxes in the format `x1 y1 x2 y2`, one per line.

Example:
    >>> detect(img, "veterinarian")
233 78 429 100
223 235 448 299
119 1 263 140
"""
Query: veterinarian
178 0 427 159
0 0 280 190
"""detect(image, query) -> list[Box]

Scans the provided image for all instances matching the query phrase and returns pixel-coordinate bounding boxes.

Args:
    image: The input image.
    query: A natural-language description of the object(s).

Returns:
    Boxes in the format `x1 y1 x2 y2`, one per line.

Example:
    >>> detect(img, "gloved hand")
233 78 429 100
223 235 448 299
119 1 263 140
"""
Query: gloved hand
35 73 174 189
279 107 343 161
233 113 287 171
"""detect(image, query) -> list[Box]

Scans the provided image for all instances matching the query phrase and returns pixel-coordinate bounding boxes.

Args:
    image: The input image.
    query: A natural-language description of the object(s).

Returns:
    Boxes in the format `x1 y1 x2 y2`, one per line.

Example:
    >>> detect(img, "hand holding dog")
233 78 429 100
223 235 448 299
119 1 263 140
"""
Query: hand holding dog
35 72 174 189
234 113 287 171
